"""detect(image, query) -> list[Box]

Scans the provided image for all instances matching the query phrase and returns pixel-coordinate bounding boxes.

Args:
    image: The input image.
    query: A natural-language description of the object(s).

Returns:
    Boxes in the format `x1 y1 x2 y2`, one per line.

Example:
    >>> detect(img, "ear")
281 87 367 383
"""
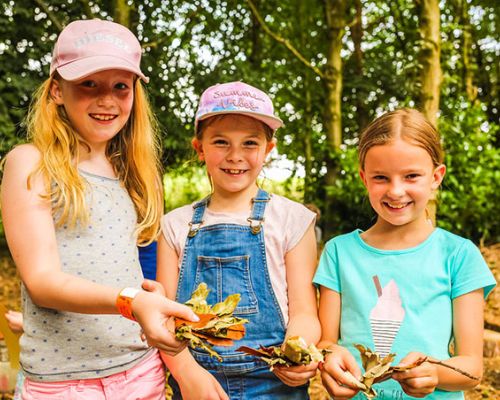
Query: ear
265 138 276 155
191 138 204 161
50 79 64 105
431 164 446 190
359 169 368 188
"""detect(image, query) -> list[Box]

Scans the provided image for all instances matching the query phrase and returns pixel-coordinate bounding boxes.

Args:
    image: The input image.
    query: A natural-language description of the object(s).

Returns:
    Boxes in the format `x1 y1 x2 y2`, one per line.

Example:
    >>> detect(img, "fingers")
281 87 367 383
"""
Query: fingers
320 368 359 399
274 362 319 386
163 298 200 322
393 356 438 398
323 360 361 389
148 332 188 356
5 310 24 333
141 279 165 296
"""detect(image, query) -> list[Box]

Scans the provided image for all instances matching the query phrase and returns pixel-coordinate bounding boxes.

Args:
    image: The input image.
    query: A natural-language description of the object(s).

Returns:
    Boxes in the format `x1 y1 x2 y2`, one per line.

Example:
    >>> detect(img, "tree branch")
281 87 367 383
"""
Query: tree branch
245 0 324 79
33 0 64 31
427 359 480 381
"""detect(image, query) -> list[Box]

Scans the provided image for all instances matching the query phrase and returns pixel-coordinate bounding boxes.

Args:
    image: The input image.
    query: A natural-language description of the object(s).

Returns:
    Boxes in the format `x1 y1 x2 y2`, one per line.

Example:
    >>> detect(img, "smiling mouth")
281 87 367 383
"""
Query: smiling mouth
384 202 411 209
90 113 117 121
222 169 247 175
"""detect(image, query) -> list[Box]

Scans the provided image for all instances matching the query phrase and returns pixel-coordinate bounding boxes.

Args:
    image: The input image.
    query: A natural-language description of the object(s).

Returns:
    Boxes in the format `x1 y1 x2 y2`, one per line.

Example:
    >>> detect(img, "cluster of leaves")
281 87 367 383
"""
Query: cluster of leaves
174 283 248 361
238 336 330 370
348 344 479 399
348 344 426 399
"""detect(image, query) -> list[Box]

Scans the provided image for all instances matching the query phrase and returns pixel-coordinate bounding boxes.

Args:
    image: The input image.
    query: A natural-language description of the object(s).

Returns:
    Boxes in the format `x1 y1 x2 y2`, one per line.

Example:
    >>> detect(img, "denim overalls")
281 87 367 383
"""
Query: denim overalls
169 189 309 399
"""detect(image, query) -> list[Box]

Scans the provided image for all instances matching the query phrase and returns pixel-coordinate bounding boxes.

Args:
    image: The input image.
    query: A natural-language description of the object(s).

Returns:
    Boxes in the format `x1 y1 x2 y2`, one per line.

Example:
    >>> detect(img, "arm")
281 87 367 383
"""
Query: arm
1 145 197 354
317 286 362 398
393 289 484 396
156 234 228 400
274 223 321 386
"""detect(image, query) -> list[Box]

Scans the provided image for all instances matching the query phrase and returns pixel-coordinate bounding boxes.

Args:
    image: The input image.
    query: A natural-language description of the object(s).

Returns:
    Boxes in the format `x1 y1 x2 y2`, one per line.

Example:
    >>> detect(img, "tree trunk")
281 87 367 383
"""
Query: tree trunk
112 0 132 27
324 0 345 149
323 0 347 239
459 0 477 102
418 0 442 224
298 0 314 203
418 0 442 127
352 0 368 131
303 76 314 203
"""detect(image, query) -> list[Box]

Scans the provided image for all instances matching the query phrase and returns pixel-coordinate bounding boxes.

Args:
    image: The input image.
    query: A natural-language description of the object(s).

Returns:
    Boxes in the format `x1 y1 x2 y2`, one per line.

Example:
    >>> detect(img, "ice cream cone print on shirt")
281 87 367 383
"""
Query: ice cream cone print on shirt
369 276 405 357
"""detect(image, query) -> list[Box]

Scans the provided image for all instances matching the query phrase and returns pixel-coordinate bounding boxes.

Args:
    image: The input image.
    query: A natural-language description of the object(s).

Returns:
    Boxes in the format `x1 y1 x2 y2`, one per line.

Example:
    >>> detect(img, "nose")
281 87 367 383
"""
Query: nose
96 87 114 106
387 179 405 198
226 146 243 162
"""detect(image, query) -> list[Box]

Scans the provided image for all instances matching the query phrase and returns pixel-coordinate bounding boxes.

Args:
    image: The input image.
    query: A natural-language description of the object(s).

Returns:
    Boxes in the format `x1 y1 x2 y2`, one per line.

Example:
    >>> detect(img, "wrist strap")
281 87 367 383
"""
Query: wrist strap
116 287 140 321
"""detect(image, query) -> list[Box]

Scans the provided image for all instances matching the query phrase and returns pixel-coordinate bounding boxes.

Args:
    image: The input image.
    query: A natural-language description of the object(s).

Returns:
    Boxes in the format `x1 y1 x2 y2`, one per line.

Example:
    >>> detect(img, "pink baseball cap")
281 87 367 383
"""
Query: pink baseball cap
50 19 148 82
195 81 283 134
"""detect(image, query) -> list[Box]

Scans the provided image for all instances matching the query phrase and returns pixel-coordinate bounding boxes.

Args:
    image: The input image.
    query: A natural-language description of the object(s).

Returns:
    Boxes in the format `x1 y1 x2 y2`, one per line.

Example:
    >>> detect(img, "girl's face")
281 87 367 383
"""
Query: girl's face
359 138 446 229
192 115 275 198
50 69 135 148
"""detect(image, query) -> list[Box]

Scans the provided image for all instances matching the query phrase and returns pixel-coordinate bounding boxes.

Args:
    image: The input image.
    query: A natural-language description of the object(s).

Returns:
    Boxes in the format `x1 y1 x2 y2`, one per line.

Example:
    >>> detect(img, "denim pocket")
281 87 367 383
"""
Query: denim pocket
195 255 258 315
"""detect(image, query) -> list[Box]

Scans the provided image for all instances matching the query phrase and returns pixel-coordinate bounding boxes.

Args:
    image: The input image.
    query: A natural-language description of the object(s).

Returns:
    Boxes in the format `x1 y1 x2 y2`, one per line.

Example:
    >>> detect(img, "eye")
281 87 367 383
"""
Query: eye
243 140 259 147
114 82 130 90
80 80 96 88
373 175 388 181
406 173 420 180
213 139 229 147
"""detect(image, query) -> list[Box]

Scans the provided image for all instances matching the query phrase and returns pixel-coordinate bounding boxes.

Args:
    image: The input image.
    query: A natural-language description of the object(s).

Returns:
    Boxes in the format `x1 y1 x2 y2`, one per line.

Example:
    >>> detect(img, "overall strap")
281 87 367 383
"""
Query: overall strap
247 189 271 234
188 196 209 237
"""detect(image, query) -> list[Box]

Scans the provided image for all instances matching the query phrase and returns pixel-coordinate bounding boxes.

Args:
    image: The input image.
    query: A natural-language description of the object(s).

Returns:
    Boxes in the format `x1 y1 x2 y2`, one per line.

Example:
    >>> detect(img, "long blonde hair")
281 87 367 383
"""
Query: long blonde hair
26 76 162 244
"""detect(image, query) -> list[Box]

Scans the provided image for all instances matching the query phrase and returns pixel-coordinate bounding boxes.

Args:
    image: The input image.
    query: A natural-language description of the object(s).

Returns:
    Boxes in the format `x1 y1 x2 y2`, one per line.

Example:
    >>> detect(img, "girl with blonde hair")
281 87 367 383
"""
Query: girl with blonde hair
1 19 197 399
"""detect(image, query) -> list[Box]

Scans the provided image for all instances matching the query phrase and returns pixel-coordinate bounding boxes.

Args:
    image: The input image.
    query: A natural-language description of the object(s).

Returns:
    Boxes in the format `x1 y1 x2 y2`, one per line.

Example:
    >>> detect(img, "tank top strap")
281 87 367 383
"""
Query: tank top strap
247 189 270 234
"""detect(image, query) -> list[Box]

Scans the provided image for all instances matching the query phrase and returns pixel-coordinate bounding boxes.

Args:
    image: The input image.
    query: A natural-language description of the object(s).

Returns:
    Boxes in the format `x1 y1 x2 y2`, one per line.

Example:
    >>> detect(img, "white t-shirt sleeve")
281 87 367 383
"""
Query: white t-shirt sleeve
276 195 316 252
160 204 193 256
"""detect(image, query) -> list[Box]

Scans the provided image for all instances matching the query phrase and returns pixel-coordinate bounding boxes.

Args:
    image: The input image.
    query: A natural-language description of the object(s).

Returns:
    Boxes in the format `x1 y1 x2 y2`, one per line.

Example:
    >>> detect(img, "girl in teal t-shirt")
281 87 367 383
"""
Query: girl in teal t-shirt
314 108 496 400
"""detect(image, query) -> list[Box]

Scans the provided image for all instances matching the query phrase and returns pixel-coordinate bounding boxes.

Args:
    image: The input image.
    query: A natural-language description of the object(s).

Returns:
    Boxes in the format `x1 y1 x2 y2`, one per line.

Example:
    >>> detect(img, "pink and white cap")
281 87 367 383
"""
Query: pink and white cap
50 19 148 82
195 81 283 133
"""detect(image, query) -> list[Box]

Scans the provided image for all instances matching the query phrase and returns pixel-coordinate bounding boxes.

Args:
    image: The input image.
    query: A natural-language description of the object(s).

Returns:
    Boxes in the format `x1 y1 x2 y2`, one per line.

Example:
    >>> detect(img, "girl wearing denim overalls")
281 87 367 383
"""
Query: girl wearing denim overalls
157 81 321 400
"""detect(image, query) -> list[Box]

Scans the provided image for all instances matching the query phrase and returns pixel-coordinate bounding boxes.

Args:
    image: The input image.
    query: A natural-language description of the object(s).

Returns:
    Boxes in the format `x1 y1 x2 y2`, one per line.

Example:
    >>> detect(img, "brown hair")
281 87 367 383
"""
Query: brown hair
196 114 274 141
358 108 444 169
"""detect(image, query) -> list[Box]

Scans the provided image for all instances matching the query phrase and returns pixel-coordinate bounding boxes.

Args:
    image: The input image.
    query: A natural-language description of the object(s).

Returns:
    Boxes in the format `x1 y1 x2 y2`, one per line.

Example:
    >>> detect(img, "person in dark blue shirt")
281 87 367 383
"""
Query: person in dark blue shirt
138 241 158 280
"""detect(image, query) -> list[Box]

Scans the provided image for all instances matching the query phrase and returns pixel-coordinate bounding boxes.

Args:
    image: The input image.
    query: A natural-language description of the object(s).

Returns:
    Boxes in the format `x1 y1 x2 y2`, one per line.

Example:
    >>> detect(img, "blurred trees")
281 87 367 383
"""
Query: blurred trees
0 0 498 243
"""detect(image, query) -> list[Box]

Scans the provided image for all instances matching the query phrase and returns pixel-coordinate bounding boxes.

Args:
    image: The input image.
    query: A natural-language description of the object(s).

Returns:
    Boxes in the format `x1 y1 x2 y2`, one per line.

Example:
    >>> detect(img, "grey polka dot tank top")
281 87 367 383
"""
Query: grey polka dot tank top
20 170 152 382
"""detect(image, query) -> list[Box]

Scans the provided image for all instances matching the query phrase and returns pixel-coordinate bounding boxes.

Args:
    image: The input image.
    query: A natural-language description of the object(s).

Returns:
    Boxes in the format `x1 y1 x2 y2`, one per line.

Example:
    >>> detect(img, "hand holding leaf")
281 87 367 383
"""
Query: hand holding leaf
353 344 479 399
238 336 330 370
175 283 248 361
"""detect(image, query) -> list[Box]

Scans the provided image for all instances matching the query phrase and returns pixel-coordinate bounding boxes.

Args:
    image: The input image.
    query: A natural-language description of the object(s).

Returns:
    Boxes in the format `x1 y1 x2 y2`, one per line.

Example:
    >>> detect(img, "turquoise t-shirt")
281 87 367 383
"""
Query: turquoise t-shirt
313 228 496 400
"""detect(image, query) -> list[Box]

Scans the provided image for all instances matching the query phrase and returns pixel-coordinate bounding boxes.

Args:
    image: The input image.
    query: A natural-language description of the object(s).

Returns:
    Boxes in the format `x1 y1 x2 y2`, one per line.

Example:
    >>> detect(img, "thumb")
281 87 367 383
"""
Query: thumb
163 299 199 322
141 279 165 296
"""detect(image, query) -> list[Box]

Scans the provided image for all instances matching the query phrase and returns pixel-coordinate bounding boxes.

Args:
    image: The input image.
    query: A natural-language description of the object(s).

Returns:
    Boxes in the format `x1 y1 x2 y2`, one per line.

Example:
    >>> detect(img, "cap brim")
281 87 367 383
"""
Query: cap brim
196 110 283 132
55 55 149 83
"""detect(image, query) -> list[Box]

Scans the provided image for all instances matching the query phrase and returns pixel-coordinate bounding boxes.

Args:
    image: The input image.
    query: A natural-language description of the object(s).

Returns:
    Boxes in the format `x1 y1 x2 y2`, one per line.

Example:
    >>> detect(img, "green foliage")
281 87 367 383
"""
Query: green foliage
0 1 498 245
438 102 500 243
163 163 305 212
324 147 373 238
163 165 211 212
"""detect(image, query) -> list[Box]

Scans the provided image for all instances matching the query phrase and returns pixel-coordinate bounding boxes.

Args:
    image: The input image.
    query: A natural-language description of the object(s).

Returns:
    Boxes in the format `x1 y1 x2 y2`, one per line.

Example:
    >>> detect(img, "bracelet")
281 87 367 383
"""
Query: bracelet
116 287 141 321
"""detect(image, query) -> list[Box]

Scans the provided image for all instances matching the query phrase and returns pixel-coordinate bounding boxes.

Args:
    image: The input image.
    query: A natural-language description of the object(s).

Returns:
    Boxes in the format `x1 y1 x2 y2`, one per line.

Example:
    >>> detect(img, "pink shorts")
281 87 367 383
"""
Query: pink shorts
22 350 165 400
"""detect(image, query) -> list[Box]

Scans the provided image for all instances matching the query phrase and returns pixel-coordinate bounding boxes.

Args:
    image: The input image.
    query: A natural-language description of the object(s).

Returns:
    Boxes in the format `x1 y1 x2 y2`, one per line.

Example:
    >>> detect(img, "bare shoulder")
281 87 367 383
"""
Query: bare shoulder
2 144 43 193
4 143 41 172
4 144 41 168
